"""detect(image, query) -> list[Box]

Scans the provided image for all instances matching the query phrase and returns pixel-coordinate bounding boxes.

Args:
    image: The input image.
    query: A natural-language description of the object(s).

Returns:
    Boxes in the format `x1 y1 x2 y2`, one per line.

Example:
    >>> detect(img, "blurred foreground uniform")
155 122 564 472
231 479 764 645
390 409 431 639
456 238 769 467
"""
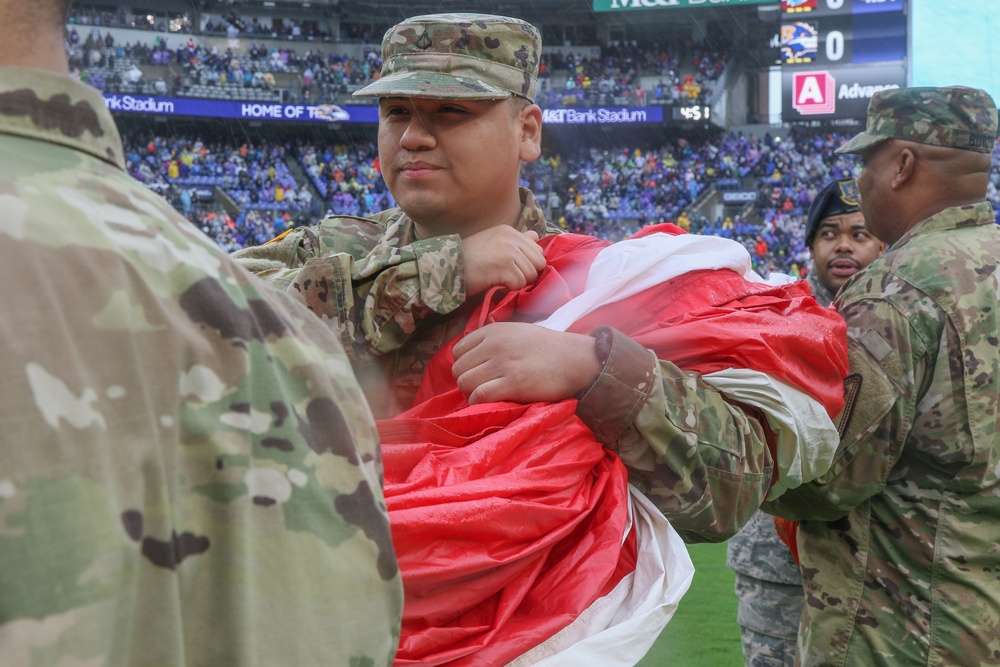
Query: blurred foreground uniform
0 69 402 666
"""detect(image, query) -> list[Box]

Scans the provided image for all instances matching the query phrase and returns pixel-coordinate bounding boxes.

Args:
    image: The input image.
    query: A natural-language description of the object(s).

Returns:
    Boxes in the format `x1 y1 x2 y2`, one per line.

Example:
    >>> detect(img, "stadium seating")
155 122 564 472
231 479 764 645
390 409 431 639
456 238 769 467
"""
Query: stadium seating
65 14 725 108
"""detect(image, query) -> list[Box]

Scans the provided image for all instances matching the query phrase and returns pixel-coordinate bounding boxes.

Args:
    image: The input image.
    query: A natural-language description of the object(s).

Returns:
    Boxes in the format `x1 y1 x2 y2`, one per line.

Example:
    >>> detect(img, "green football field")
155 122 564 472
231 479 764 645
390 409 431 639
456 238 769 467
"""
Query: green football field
636 541 744 666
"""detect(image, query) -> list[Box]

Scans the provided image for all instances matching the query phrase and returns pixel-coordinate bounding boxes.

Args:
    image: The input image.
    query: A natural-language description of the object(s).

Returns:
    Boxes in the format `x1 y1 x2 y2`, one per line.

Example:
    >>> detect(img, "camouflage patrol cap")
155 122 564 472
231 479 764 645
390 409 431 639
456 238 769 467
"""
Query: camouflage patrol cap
352 13 540 102
836 86 998 155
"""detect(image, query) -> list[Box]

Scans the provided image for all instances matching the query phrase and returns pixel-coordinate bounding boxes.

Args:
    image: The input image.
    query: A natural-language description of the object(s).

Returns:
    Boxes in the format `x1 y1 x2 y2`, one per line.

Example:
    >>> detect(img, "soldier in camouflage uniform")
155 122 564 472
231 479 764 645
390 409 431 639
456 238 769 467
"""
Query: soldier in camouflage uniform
0 1 402 664
234 13 776 543
765 86 1000 666
728 178 882 667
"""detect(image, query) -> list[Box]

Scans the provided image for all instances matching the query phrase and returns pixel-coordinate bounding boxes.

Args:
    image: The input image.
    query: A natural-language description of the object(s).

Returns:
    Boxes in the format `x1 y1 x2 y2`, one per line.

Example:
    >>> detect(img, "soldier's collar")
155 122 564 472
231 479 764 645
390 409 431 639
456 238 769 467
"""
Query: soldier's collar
0 66 125 170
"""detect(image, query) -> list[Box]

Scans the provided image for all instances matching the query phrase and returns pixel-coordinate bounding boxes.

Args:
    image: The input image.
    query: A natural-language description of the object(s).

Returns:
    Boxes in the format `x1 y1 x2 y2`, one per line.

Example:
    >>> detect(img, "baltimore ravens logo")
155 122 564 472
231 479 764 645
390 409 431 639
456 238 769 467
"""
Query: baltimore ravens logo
780 22 817 63
415 32 432 50
839 179 860 206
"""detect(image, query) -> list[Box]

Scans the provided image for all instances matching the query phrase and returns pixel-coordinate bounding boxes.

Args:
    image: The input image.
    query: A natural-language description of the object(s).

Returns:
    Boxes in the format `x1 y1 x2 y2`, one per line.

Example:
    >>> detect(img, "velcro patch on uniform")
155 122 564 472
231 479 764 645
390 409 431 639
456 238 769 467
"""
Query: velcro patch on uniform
859 328 893 362
835 373 862 438
836 338 901 453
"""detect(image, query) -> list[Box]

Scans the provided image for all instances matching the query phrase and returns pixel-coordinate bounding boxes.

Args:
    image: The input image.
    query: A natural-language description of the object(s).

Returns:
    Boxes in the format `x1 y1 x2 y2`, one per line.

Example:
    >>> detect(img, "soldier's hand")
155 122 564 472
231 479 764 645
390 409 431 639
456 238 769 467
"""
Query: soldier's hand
461 227 546 295
452 323 602 405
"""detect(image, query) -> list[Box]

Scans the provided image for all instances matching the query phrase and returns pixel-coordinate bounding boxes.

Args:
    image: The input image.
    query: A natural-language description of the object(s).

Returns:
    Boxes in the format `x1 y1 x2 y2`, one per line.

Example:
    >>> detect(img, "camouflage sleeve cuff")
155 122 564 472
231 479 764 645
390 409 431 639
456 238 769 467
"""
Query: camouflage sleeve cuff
575 326 657 444
412 234 467 314
762 487 848 522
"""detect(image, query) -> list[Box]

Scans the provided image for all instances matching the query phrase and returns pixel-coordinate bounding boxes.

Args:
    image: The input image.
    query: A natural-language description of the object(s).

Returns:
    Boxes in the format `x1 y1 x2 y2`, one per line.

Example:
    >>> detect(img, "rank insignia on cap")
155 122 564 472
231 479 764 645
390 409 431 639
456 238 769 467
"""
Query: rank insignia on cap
353 13 542 102
839 179 860 206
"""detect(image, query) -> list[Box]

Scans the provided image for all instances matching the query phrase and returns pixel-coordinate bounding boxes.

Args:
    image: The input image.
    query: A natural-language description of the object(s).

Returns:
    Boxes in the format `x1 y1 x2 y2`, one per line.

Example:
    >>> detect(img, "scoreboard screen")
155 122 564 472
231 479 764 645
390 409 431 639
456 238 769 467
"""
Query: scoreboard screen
780 0 907 121
782 0 904 18
780 0 905 66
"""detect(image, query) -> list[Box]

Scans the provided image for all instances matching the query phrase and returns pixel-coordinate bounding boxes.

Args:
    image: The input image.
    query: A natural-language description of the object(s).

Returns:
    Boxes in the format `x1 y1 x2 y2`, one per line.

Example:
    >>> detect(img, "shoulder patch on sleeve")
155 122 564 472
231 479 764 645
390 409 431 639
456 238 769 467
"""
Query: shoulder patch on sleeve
262 228 295 246
835 337 902 452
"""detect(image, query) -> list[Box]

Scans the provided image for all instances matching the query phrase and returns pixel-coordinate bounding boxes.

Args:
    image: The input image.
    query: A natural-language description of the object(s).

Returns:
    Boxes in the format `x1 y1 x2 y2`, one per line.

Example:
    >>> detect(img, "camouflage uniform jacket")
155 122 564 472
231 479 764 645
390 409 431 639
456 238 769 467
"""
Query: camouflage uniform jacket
0 68 402 666
806 269 837 308
234 193 774 542
766 202 1000 666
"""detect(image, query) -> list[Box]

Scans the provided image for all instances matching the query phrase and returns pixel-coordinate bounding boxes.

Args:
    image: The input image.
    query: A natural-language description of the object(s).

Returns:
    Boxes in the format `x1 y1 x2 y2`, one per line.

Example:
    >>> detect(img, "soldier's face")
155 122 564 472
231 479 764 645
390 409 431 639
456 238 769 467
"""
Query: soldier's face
377 96 539 237
856 142 896 244
809 211 883 293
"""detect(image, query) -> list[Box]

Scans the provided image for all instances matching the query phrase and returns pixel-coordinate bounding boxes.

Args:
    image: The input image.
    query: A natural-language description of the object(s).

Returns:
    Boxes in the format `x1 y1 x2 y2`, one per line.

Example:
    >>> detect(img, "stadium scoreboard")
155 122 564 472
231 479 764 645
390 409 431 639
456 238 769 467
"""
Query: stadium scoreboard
672 105 711 122
780 0 906 66
780 0 908 122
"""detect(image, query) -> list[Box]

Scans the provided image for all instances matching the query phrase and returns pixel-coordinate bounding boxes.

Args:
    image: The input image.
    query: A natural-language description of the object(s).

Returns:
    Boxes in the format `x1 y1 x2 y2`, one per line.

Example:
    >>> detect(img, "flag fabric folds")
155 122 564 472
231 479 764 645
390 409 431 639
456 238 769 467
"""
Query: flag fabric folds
379 227 848 666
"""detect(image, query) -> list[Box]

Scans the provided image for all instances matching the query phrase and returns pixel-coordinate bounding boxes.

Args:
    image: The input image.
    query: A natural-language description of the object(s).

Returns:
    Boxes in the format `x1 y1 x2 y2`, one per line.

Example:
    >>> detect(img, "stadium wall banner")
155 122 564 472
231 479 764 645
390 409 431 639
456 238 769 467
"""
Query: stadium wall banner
102 94 381 123
103 93 664 126
541 107 663 124
721 190 759 204
781 62 906 121
594 0 774 11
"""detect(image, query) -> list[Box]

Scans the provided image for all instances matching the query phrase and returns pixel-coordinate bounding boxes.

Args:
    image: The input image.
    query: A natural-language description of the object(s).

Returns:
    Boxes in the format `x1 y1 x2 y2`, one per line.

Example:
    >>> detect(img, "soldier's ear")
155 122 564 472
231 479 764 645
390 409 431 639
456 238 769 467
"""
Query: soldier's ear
517 103 542 163
891 147 917 190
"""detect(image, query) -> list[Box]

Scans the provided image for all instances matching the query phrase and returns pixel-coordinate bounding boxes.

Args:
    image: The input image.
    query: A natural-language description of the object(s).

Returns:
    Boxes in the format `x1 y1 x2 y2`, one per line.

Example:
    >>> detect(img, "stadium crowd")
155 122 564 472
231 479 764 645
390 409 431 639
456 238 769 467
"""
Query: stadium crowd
119 126 946 279
201 15 332 42
65 18 728 108
119 120 1000 281
538 40 727 108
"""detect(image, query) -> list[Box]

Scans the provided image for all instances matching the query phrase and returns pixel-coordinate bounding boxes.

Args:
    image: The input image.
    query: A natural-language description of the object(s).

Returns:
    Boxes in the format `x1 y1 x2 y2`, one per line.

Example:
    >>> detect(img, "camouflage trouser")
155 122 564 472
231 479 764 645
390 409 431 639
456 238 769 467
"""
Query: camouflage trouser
738 626 796 667
734 573 803 667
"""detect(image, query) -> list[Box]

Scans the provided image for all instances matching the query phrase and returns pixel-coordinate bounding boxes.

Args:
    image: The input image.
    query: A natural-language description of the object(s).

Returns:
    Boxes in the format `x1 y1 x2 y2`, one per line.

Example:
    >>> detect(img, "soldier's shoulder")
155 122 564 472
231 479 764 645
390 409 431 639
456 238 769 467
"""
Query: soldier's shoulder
878 227 998 309
307 208 406 248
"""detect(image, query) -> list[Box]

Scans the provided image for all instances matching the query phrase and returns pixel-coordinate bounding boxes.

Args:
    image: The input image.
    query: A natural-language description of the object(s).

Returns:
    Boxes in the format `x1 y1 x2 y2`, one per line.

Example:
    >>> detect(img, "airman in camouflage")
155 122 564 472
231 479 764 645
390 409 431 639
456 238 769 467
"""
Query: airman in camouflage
728 178 881 667
0 2 402 664
727 512 805 667
765 86 1000 666
236 12 776 544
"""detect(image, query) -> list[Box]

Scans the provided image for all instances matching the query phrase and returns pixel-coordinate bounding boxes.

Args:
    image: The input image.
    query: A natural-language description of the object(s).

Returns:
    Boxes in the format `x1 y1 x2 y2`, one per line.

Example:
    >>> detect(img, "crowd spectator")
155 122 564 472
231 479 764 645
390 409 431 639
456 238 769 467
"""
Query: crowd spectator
297 140 393 216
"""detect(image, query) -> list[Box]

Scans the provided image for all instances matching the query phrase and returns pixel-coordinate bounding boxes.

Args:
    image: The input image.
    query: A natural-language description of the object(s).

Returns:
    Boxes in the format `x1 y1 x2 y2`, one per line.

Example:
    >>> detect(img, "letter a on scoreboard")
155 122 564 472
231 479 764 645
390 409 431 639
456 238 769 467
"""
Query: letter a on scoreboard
792 71 836 115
